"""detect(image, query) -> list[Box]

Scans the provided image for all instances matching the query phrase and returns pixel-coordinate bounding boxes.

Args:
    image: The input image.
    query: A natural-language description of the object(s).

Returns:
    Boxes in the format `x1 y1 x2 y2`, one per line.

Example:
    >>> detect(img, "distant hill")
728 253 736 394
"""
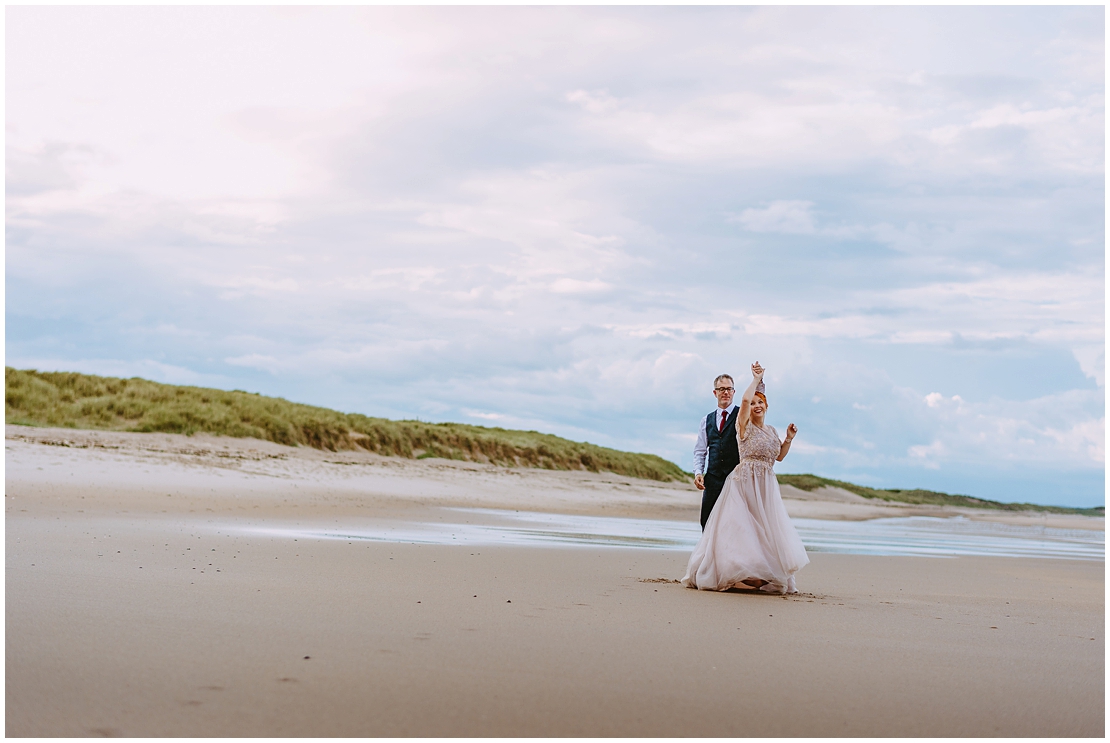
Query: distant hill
777 473 1102 517
4 367 688 482
6 367 1103 515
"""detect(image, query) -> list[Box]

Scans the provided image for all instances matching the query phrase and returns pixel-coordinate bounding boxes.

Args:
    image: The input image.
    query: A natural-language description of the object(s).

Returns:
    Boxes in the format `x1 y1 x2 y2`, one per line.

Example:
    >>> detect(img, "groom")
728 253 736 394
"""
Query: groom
692 374 740 529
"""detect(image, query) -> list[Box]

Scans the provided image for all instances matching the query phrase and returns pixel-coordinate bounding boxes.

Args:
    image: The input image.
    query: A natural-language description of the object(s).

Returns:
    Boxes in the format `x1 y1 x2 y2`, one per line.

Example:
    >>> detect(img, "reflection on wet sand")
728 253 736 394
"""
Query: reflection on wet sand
239 508 1105 560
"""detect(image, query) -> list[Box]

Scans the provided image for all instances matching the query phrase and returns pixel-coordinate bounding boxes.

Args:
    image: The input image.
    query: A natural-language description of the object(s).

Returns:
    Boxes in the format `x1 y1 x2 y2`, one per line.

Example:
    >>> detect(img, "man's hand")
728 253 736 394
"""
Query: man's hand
694 474 705 490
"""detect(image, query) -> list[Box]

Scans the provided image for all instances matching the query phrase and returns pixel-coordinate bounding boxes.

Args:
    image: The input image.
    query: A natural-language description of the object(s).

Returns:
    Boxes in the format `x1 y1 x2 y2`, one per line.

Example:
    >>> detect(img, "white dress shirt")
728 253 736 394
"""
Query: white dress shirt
693 403 737 476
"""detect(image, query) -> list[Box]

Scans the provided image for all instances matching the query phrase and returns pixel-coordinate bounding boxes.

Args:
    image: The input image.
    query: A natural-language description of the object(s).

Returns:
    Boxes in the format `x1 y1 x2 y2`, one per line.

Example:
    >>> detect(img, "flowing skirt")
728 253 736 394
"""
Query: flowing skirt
682 460 809 594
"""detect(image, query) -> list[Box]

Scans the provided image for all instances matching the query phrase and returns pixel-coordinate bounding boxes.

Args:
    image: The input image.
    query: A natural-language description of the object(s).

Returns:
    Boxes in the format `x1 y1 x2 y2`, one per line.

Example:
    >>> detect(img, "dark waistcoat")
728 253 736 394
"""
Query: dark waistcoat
705 408 741 479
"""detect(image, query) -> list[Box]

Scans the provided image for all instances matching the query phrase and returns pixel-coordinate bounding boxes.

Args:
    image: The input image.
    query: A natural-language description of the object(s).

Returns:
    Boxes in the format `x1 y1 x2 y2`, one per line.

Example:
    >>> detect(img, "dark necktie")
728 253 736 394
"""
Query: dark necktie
719 410 727 432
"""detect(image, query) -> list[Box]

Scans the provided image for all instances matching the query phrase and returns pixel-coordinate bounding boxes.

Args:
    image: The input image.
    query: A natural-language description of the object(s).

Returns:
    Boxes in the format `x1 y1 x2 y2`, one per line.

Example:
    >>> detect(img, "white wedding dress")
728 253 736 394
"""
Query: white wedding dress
682 422 809 594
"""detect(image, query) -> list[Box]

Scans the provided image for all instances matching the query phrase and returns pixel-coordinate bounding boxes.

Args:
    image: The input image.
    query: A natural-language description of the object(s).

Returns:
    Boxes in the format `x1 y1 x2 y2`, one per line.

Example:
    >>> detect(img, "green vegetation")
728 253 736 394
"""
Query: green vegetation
6 367 1102 514
776 473 1103 516
5 367 688 482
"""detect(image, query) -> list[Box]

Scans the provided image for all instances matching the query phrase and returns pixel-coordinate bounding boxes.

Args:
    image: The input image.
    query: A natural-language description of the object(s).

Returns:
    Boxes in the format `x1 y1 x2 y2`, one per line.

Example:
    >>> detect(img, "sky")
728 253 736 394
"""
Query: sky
6 6 1105 507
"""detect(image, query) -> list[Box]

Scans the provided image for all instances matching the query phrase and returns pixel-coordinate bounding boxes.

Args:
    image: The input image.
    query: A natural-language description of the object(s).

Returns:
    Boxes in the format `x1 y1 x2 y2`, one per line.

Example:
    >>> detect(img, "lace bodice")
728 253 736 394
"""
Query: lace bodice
738 423 780 465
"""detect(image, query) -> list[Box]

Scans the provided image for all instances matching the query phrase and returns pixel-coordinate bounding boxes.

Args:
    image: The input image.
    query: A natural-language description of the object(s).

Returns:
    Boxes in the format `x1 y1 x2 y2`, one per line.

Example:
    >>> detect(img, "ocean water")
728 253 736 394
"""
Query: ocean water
241 508 1104 561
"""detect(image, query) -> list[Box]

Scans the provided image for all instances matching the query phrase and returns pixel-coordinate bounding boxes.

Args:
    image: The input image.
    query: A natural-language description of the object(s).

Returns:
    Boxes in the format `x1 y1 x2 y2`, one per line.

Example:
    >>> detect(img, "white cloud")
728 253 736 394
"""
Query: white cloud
729 201 816 234
605 323 733 340
924 103 1104 174
7 357 232 387
211 277 301 299
551 278 611 294
718 271 1103 384
463 410 507 421
1072 345 1105 387
740 314 876 339
5 6 1103 506
908 439 946 464
890 331 954 345
1051 418 1105 464
225 355 282 374
899 388 1103 469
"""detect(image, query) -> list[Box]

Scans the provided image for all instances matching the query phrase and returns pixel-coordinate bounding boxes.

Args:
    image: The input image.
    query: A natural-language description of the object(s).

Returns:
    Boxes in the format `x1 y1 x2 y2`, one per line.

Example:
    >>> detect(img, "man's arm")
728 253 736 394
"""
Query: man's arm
693 415 708 490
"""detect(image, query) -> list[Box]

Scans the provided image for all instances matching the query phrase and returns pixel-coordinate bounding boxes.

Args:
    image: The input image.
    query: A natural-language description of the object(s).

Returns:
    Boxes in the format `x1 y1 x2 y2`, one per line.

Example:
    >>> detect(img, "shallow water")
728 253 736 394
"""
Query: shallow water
239 508 1104 560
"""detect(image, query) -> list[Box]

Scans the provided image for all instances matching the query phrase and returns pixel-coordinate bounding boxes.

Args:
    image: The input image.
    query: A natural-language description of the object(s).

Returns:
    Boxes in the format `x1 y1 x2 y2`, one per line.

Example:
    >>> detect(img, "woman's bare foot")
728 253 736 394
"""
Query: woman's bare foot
740 578 767 589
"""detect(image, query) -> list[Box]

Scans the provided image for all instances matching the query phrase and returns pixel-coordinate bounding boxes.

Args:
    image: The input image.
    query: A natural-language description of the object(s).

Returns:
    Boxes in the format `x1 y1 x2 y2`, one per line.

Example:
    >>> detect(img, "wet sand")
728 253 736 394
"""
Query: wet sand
6 427 1105 736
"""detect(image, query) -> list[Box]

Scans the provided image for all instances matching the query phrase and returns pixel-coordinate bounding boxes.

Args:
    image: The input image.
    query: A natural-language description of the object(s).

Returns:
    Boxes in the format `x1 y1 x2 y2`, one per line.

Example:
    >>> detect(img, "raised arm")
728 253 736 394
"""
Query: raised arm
777 423 797 461
736 362 764 440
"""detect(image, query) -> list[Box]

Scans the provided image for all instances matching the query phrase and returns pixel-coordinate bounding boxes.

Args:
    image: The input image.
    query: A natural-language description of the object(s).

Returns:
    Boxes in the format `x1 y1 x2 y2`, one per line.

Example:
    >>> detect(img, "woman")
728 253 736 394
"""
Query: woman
682 361 809 594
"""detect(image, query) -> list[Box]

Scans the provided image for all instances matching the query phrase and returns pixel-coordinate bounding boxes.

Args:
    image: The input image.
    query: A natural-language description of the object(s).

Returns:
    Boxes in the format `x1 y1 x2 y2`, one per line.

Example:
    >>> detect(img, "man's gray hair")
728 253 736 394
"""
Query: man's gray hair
713 374 734 387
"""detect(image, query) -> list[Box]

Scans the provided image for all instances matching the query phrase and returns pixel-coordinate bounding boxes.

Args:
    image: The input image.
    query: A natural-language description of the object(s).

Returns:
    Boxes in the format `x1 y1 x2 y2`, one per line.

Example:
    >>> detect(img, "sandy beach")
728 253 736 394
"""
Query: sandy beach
6 426 1105 736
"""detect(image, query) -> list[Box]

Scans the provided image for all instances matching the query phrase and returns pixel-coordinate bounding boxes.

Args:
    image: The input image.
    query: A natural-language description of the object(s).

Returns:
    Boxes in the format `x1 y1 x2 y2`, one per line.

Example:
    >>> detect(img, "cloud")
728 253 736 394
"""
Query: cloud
551 278 611 294
728 201 816 234
1072 345 1105 387
927 102 1102 174
605 323 734 341
5 142 92 196
908 440 946 468
225 354 282 374
740 314 876 340
5 6 1103 506
7 357 233 387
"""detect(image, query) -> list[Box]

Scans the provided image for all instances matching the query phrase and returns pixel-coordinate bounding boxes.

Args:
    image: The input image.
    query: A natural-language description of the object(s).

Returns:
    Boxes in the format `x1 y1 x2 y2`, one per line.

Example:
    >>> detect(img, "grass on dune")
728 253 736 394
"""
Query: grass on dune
4 367 689 482
6 368 1102 514
776 473 1103 517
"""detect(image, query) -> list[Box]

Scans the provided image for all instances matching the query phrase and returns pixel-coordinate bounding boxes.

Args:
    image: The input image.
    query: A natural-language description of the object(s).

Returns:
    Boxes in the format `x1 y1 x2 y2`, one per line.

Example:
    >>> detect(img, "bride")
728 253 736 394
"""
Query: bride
682 361 809 594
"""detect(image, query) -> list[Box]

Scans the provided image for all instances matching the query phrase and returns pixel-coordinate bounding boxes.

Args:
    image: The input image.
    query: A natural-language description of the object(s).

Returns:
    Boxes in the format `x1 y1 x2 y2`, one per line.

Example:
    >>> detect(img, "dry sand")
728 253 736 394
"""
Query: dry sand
6 426 1105 736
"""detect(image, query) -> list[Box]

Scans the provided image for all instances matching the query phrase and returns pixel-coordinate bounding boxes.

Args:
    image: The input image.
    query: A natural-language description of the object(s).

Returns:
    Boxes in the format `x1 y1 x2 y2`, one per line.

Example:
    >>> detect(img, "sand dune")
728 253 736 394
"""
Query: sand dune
6 427 1104 736
6 426 1102 529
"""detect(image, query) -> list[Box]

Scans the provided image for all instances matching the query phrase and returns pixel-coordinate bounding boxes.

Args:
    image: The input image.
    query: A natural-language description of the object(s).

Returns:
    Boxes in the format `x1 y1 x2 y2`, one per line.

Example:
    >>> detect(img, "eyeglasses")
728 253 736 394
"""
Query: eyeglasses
714 387 735 393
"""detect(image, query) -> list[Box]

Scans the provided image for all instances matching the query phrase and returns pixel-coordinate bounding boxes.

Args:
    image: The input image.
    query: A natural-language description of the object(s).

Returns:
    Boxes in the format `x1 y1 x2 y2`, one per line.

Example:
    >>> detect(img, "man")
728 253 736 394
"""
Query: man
692 374 740 530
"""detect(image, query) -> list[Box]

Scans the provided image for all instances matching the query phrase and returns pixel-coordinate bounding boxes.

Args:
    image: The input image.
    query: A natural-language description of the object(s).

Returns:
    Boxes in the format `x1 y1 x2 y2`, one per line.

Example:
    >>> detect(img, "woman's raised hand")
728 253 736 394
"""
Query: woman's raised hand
751 361 764 379
778 423 798 461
